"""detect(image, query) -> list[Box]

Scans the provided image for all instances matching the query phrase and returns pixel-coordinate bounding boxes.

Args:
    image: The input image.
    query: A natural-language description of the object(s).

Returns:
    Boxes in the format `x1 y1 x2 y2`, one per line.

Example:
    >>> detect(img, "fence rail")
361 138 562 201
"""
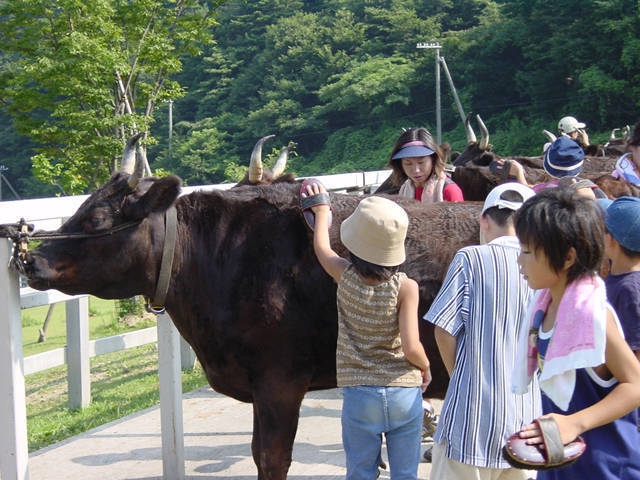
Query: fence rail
19 287 195 391
0 171 391 480
23 325 159 376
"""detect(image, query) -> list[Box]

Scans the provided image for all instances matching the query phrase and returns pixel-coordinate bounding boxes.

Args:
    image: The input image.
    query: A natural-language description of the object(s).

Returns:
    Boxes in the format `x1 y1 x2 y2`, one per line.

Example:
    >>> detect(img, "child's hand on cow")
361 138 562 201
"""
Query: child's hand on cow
302 182 330 215
502 159 528 185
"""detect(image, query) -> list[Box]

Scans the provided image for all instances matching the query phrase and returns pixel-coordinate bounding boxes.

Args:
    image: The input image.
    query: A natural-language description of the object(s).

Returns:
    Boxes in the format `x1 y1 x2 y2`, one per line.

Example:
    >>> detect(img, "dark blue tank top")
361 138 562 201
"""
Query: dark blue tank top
536 324 640 479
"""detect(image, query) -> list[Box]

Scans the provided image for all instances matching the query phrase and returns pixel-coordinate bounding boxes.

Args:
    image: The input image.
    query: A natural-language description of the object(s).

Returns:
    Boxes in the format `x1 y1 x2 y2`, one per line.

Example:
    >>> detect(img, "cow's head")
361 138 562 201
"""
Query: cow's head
23 134 181 299
452 114 494 167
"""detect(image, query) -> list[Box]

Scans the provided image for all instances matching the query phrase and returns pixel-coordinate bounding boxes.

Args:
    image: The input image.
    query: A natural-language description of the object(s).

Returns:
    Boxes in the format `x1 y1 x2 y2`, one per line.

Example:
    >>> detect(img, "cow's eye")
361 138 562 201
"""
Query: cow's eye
84 209 113 232
84 216 104 232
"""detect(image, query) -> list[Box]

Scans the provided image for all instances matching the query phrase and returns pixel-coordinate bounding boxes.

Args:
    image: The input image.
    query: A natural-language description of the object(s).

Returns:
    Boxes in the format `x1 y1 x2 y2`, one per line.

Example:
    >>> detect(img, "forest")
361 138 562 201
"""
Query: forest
0 0 638 198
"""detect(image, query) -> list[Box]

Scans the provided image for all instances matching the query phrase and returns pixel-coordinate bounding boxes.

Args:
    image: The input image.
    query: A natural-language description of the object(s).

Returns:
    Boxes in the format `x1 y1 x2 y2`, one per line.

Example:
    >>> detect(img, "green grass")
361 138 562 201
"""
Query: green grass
22 297 208 451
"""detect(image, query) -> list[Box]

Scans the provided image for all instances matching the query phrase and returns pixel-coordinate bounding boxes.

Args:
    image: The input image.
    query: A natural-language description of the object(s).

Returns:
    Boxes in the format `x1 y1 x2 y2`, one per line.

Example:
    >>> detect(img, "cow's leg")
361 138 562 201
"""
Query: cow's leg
250 381 307 480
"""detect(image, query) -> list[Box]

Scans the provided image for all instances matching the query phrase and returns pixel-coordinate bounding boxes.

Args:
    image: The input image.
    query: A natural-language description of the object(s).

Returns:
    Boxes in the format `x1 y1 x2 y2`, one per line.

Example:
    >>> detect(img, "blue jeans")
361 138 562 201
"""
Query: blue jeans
342 385 423 480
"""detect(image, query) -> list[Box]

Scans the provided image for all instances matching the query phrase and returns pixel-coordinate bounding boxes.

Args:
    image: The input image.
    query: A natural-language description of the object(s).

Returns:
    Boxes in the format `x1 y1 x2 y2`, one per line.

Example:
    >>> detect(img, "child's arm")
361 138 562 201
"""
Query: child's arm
398 277 432 391
520 308 640 445
303 182 349 283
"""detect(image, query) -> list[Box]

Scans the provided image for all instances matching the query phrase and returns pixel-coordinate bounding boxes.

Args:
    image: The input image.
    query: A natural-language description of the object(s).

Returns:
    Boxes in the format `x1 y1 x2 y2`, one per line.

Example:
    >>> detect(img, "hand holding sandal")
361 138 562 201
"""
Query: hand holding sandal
503 416 586 470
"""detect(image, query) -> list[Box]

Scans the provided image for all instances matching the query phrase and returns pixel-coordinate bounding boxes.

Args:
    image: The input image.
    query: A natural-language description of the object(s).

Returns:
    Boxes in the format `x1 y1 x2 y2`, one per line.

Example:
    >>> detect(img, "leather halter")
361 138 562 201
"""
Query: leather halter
145 205 177 314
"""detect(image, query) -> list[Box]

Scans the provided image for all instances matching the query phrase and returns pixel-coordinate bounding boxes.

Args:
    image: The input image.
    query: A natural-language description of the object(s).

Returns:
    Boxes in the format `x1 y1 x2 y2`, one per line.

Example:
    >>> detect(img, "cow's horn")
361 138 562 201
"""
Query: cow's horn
465 113 477 144
248 134 275 183
120 132 145 175
272 141 296 179
477 115 489 150
610 128 620 140
128 146 147 189
542 129 557 143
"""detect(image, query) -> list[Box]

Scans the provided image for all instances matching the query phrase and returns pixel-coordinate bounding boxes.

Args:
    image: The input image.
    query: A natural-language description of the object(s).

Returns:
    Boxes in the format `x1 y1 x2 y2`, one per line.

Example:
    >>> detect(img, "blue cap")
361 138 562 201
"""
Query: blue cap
543 136 584 178
391 141 435 160
605 196 640 252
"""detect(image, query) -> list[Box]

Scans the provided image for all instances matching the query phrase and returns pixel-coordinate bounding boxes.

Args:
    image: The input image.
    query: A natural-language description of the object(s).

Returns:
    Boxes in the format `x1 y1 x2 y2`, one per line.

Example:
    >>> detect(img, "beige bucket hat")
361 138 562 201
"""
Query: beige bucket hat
340 196 408 267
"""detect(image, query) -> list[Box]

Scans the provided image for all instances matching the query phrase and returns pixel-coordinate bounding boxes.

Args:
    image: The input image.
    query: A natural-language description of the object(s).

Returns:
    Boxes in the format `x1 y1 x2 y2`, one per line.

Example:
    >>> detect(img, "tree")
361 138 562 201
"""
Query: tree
0 0 221 193
493 0 640 129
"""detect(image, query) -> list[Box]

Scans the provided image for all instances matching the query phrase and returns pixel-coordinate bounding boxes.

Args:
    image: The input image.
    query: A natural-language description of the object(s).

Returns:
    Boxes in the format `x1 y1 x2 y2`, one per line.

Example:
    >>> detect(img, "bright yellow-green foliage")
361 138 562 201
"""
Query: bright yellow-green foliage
0 0 221 194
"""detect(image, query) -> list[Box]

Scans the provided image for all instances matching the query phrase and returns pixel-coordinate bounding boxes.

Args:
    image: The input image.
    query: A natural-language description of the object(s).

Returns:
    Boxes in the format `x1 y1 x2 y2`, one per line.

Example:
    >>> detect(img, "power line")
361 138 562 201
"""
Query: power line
0 165 21 201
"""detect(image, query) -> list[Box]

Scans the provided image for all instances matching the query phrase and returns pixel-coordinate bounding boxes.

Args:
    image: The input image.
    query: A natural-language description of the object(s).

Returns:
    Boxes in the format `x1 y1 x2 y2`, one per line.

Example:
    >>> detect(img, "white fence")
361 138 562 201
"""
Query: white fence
0 170 391 480
20 288 197 404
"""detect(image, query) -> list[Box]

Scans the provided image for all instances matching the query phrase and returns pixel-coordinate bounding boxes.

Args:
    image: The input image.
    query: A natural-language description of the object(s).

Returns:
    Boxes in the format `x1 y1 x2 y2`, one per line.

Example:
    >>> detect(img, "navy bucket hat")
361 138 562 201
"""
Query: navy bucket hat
605 196 640 253
543 136 585 178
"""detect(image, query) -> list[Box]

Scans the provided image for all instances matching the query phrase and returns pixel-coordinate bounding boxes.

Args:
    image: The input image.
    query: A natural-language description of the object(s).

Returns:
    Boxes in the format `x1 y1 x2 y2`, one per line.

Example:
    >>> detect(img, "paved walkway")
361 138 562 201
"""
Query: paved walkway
27 387 438 479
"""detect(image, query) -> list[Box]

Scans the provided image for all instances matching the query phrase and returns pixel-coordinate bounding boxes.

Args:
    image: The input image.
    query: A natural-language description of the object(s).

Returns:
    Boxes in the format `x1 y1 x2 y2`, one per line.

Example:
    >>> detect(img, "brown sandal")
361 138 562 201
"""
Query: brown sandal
489 159 513 181
503 417 586 470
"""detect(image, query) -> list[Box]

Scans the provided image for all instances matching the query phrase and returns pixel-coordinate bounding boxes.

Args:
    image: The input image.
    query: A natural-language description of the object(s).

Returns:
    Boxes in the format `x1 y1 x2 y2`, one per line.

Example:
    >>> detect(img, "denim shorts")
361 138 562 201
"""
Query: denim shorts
341 385 423 480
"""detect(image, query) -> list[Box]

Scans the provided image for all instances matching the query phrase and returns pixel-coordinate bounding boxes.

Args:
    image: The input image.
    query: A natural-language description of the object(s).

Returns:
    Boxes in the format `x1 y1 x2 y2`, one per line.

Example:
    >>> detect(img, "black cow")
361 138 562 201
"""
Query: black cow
14 137 480 479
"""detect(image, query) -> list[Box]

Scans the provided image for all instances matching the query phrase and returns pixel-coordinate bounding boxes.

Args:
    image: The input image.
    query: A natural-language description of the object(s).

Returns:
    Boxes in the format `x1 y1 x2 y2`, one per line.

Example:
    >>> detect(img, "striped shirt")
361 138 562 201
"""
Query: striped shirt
424 236 541 468
336 265 422 387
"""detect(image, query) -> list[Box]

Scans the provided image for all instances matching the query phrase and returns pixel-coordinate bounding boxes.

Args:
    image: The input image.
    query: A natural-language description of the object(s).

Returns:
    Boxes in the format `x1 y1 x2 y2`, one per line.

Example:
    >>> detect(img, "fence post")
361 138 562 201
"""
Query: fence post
66 296 90 409
157 312 185 480
180 337 196 370
0 239 30 480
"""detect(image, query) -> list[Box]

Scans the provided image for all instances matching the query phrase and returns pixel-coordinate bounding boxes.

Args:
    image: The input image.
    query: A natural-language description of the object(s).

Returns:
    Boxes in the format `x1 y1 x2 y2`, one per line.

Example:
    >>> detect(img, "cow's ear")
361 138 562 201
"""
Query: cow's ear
124 175 182 219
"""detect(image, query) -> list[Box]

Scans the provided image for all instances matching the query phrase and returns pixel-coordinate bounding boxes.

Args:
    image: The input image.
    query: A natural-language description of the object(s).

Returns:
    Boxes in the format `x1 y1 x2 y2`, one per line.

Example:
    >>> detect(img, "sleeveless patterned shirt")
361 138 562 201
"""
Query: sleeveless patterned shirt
336 265 422 387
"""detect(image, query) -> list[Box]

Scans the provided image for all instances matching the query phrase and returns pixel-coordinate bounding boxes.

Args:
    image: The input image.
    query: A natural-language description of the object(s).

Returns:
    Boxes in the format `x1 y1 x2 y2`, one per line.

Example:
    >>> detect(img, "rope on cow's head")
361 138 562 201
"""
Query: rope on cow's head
0 218 143 273
0 218 35 272
0 207 176 316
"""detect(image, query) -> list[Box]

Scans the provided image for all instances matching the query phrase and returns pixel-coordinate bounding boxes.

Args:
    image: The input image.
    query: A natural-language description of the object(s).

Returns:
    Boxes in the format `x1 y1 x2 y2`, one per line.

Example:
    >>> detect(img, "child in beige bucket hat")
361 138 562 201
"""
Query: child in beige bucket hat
340 193 408 267
301 179 431 479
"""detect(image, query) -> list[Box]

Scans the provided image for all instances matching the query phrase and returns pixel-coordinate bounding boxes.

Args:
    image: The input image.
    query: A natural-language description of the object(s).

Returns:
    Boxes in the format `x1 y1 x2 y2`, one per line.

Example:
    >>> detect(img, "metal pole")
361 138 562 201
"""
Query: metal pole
439 56 467 127
416 42 442 144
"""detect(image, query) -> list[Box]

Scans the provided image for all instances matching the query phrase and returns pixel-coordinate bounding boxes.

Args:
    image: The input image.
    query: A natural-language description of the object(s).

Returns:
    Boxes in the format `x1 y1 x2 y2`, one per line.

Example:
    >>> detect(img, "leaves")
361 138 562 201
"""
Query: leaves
3 0 640 194
0 0 217 193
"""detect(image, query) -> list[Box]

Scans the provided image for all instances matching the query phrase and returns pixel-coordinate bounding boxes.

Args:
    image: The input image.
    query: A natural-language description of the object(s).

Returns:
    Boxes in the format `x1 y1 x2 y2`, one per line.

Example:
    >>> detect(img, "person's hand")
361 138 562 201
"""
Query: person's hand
576 128 590 147
517 413 582 446
421 367 432 393
301 182 330 214
493 158 527 185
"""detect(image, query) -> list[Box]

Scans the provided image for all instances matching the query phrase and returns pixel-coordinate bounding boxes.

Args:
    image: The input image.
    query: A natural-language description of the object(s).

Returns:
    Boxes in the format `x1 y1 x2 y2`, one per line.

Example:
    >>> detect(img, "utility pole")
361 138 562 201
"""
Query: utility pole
417 42 441 144
168 99 173 163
